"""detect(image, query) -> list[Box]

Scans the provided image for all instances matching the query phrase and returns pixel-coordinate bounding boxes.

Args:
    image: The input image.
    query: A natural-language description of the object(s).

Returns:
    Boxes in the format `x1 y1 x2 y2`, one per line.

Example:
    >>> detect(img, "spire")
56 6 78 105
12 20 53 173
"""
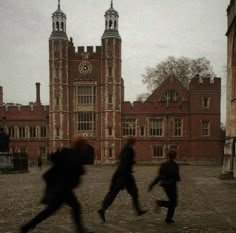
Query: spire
111 0 113 8
58 0 61 10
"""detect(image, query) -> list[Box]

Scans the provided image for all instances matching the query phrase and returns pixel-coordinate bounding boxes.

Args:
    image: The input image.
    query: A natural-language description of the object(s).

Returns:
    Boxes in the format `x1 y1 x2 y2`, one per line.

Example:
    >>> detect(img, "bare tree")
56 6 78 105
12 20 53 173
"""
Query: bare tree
141 56 215 92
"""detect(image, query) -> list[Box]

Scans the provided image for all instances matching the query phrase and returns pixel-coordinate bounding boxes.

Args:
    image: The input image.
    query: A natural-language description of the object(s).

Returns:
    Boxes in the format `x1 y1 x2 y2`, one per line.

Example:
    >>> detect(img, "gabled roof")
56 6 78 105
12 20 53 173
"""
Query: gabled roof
145 77 189 102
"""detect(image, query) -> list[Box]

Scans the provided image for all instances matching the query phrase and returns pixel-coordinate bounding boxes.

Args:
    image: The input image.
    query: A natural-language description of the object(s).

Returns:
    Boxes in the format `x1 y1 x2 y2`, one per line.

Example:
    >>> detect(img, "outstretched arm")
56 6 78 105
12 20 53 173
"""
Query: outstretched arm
148 165 164 192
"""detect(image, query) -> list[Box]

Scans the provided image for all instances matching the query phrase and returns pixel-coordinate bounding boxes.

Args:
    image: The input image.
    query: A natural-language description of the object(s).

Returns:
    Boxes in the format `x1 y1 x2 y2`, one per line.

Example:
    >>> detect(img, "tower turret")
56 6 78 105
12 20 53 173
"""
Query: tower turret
102 0 120 39
50 0 68 40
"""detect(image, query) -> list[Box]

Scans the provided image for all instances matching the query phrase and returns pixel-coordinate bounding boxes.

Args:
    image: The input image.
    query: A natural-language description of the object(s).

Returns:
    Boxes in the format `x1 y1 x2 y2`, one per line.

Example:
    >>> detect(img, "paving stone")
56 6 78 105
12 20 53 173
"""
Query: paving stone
0 165 236 232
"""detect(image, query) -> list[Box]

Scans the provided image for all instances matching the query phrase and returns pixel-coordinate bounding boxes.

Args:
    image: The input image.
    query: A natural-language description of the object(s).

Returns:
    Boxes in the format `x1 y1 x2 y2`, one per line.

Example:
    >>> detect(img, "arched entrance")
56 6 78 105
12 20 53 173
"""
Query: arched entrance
83 145 95 165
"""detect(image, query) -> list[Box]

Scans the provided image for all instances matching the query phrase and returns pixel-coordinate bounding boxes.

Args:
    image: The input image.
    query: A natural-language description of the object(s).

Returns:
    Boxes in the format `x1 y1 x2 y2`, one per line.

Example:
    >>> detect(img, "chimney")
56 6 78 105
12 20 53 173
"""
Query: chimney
0 86 3 105
35 82 41 105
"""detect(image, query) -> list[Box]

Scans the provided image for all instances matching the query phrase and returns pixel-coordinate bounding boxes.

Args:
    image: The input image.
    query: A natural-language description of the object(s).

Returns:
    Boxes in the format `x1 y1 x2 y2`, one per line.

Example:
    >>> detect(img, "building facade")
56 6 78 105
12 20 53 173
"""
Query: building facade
223 0 236 177
0 1 223 163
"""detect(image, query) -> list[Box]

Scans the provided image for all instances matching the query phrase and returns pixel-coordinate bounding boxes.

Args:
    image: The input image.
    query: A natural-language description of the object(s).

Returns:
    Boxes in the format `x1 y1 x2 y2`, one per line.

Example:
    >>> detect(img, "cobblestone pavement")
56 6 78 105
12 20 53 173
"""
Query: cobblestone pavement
0 165 236 233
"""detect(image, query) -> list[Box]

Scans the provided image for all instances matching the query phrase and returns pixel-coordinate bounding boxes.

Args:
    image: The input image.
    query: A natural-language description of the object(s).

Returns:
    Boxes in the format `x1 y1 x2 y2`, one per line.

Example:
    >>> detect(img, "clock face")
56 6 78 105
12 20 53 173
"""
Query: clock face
79 61 92 75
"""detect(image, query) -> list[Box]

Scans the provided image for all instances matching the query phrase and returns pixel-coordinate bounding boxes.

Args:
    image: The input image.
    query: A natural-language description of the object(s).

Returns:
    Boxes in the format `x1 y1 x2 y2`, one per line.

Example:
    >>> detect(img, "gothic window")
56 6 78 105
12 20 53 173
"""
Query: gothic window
56 21 60 31
19 127 26 138
161 90 182 103
56 127 60 137
122 119 136 136
114 21 117 29
153 145 163 157
40 127 47 138
108 95 112 104
173 119 182 137
149 119 163 136
202 97 210 108
76 86 96 105
76 112 96 131
109 67 112 76
109 20 112 29
30 127 36 138
61 22 64 31
108 127 113 136
201 120 210 136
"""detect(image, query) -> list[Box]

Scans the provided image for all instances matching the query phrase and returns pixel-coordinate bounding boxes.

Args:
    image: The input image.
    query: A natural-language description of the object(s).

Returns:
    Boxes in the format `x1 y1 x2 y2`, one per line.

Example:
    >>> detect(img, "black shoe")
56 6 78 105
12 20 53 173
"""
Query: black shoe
98 209 106 222
20 225 32 233
137 210 148 216
165 219 175 224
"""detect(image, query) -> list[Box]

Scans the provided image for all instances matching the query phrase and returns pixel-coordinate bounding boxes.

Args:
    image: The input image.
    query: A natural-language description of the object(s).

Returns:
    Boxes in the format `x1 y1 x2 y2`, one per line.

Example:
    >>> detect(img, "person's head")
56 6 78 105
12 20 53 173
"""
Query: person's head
167 150 177 160
72 136 88 152
126 137 136 146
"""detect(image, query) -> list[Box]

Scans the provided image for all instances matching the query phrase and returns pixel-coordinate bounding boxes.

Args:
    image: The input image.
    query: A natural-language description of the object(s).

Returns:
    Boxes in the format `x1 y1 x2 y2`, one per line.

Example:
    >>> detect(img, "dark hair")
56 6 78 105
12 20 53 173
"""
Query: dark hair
167 150 177 159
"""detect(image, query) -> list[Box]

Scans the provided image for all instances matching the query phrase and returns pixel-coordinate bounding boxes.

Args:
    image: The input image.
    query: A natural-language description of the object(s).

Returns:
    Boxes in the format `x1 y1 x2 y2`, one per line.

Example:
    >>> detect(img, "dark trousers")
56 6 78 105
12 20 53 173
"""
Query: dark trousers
23 191 86 233
101 173 142 214
159 184 177 221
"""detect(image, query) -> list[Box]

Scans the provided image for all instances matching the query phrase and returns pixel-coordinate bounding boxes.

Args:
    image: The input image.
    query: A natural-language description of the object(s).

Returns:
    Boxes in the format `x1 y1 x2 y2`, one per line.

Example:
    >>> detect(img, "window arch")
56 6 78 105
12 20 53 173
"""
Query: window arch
114 21 117 29
61 22 64 31
161 90 182 103
56 21 60 31
109 20 113 29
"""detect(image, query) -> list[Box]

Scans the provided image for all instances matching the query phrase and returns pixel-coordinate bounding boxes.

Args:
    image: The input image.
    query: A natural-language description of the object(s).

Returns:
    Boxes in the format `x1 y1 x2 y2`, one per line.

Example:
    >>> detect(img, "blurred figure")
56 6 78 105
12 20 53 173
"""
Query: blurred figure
98 137 147 222
37 156 42 171
0 128 9 152
21 136 90 233
148 150 180 224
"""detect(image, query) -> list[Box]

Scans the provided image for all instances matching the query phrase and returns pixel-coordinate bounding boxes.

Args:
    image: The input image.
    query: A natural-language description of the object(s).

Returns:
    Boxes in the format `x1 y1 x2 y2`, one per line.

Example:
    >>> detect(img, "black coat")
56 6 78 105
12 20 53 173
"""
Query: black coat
115 144 135 175
41 148 85 204
150 159 180 188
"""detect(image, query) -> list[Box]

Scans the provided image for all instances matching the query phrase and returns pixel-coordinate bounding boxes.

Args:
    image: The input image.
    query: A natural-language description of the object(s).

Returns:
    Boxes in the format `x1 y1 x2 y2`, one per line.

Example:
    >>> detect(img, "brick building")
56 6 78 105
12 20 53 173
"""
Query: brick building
223 0 236 177
0 1 223 163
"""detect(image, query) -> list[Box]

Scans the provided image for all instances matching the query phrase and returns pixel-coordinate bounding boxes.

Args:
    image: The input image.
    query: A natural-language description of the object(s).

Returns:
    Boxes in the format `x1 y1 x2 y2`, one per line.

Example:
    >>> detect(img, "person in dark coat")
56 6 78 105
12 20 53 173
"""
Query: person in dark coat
21 137 90 233
98 137 147 222
148 150 180 224
37 156 43 171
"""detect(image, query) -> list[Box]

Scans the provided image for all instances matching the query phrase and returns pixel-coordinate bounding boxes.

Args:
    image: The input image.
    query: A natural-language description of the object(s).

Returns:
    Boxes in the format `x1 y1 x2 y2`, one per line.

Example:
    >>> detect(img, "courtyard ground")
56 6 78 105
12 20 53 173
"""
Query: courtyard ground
0 165 236 233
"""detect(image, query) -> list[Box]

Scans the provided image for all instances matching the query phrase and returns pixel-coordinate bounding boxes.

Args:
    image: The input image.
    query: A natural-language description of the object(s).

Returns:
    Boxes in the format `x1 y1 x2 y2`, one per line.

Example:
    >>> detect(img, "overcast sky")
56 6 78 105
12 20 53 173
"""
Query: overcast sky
0 0 229 122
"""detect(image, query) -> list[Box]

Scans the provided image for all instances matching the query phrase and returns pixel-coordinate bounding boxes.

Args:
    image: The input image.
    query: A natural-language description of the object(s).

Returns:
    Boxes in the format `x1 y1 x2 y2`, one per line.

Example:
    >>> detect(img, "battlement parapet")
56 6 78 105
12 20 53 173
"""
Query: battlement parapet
189 77 221 90
0 104 49 119
68 43 102 60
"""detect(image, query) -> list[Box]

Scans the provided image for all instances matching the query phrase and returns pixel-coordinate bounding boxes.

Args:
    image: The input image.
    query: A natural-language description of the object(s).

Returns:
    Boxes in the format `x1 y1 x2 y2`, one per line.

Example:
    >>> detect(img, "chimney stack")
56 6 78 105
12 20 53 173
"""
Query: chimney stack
0 86 3 105
35 82 41 105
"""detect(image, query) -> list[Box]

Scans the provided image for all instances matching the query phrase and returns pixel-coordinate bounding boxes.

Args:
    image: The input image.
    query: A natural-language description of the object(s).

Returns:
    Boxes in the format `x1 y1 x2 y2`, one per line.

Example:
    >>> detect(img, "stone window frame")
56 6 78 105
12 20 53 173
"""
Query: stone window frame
76 112 96 132
139 126 145 137
108 127 113 137
75 85 96 106
148 118 164 137
201 97 211 109
152 145 164 158
173 118 183 137
19 127 26 138
122 118 137 137
29 127 36 138
8 127 15 138
201 120 210 137
40 126 47 138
